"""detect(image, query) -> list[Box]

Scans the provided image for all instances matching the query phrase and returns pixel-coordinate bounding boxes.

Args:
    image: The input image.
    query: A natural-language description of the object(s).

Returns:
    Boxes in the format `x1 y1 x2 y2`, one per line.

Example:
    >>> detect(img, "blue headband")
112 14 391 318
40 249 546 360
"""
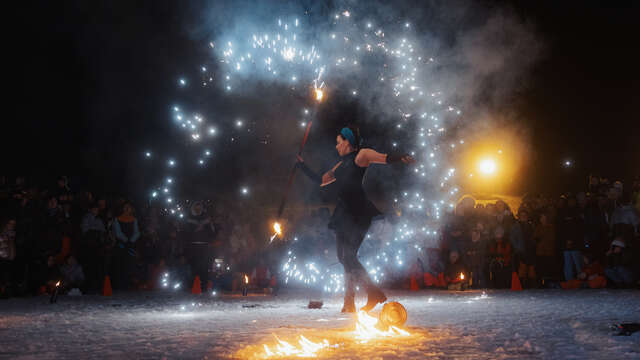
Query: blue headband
340 127 356 147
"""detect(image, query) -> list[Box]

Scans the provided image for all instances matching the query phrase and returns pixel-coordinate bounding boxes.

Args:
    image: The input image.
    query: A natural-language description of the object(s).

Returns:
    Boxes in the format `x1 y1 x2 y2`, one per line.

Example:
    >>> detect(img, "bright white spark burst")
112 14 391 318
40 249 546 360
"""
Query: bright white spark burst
144 9 466 294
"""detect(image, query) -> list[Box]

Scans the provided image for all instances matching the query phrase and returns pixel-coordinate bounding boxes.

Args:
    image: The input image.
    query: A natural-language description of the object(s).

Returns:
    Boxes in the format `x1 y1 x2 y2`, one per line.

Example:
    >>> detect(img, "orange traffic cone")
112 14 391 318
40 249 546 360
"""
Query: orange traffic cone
102 276 113 296
206 280 213 291
511 272 522 291
191 275 202 295
424 273 435 287
410 275 419 291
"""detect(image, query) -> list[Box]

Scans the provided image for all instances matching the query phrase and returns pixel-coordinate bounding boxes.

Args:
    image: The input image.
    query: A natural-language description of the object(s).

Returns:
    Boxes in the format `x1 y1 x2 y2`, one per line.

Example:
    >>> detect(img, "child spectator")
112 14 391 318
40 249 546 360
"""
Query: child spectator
604 238 634 287
444 250 468 290
60 256 85 291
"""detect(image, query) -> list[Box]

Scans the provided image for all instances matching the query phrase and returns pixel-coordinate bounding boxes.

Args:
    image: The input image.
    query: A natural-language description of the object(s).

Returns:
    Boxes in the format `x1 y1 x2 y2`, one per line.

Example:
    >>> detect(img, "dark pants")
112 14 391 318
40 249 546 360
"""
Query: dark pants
334 217 379 302
605 266 634 285
469 264 487 288
79 237 102 293
187 243 210 291
113 245 136 290
0 260 13 295
563 250 583 281
489 260 511 289
536 255 556 280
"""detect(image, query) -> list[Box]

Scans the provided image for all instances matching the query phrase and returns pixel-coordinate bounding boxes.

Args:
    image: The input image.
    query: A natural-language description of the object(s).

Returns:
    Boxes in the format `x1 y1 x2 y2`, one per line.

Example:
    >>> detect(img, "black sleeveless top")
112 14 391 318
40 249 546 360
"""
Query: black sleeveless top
328 150 381 230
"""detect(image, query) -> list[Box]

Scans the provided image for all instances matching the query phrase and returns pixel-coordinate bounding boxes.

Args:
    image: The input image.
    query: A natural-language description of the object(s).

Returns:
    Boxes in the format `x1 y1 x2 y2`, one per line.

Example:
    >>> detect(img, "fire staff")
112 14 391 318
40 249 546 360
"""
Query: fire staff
297 125 414 313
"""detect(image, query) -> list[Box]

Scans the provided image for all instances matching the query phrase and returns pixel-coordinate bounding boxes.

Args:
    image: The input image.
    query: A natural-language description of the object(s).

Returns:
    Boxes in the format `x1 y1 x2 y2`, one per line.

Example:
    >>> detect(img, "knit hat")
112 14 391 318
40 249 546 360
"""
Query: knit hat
611 239 625 248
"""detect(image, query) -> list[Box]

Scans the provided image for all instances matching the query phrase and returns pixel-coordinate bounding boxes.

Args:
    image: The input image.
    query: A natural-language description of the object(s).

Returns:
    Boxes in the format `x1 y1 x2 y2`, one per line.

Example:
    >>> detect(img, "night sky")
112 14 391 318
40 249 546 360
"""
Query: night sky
6 1 639 199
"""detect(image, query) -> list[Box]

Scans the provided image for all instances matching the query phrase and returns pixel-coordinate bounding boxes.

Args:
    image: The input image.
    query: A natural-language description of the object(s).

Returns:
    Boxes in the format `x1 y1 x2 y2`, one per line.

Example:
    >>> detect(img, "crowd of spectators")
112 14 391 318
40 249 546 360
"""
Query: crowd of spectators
429 177 640 290
1 175 638 299
0 176 268 298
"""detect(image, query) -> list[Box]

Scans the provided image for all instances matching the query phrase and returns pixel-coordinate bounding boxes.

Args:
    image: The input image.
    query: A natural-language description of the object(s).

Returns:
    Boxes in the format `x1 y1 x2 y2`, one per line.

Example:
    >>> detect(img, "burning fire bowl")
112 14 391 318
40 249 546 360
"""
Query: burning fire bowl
379 302 407 329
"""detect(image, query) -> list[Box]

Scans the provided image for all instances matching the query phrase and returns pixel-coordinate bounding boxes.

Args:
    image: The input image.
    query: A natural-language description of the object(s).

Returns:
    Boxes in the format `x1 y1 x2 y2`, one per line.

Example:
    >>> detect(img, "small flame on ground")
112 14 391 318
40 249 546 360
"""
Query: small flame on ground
55 281 61 287
460 273 465 280
244 274 249 284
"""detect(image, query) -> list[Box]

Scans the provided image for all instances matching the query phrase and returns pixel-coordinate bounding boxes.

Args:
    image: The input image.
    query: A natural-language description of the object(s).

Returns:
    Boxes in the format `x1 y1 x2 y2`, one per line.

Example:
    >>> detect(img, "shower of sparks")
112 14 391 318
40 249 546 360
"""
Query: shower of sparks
143 9 466 294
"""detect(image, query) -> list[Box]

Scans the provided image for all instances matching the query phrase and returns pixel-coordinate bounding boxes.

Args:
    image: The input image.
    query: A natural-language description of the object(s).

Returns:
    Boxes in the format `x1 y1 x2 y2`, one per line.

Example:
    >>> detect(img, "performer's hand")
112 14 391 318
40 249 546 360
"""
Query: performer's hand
401 155 416 164
296 155 304 163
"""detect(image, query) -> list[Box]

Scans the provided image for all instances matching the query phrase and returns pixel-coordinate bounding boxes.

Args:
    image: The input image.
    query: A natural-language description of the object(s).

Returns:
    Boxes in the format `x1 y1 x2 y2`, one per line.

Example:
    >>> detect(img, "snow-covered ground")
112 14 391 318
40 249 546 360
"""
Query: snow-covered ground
1 289 639 359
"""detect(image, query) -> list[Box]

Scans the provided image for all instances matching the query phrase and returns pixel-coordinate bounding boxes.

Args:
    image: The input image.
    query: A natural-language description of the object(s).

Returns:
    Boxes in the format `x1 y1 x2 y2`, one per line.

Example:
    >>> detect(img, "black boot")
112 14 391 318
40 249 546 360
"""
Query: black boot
361 287 387 312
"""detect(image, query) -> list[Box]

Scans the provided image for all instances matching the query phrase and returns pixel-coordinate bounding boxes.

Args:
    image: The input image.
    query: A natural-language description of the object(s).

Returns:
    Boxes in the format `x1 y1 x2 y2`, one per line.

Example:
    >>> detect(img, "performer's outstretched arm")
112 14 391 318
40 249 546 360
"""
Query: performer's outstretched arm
355 148 415 167
296 159 322 185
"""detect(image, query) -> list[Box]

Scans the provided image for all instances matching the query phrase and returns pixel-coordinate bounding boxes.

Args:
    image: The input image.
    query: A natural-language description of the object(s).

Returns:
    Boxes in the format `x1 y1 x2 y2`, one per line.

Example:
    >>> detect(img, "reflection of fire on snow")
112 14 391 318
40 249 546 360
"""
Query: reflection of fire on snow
260 311 410 358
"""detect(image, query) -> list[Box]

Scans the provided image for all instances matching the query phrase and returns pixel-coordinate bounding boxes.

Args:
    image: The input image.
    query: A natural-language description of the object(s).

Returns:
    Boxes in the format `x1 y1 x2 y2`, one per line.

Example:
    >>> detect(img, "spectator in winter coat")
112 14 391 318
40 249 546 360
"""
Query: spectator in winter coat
60 256 85 290
444 250 468 290
557 196 584 281
534 213 557 282
113 203 140 246
464 227 488 288
79 203 107 293
424 248 446 287
53 176 71 204
251 258 272 289
580 194 609 260
0 218 16 261
185 201 216 292
28 197 71 294
442 218 467 257
112 202 140 290
510 210 536 288
604 238 634 287
0 218 17 297
81 204 106 235
610 194 639 243
488 226 512 289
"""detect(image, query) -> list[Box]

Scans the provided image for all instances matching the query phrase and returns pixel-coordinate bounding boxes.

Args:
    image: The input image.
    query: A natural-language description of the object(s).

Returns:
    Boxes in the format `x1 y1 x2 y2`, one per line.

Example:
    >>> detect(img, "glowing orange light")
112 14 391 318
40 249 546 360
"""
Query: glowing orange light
244 274 249 284
478 158 497 175
55 281 61 287
460 273 465 280
315 88 324 102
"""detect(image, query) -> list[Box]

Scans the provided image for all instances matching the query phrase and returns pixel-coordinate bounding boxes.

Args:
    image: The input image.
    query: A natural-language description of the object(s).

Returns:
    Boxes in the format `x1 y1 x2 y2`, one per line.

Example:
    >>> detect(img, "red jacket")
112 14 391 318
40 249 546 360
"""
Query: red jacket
489 239 511 266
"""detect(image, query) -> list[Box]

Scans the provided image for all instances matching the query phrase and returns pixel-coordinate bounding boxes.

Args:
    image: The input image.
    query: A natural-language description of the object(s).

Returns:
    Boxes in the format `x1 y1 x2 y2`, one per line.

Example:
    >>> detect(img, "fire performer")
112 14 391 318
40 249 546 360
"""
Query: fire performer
296 125 414 313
